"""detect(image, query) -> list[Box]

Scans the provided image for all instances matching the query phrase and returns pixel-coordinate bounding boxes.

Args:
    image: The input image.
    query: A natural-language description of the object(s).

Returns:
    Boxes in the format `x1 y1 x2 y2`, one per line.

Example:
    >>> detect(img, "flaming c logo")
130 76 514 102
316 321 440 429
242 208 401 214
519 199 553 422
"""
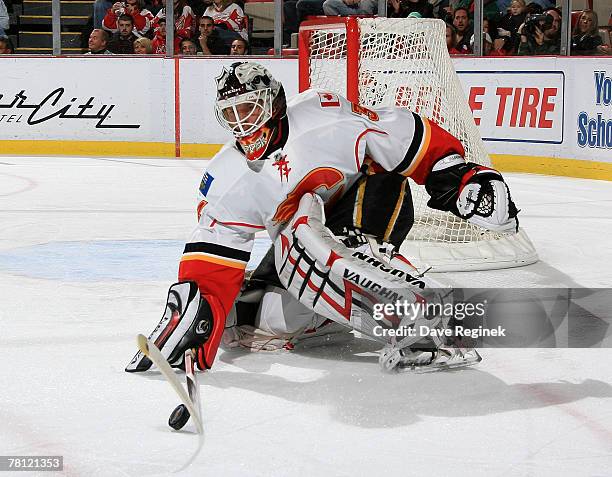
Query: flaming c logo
272 167 345 224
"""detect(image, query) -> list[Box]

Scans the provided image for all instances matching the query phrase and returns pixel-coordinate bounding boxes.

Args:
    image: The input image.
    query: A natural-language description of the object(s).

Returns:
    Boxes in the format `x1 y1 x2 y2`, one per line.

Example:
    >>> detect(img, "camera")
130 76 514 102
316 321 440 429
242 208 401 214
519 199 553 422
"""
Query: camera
523 13 553 37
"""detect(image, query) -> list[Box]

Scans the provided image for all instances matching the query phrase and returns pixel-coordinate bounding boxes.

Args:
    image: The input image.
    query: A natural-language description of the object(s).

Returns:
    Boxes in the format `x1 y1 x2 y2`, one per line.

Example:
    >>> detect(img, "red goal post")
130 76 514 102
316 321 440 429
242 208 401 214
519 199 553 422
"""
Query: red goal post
298 17 538 272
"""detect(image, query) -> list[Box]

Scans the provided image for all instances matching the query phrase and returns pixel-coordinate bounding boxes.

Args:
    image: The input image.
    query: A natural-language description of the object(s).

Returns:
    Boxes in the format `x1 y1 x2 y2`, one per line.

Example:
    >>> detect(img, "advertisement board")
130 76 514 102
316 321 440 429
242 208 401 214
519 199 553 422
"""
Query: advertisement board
0 56 174 155
0 55 611 176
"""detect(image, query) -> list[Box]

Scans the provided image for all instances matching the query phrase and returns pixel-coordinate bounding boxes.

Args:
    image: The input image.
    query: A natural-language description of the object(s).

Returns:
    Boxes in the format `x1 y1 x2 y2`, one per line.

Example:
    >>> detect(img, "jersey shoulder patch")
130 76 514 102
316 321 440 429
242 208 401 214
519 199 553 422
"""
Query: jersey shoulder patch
288 88 344 110
196 142 264 230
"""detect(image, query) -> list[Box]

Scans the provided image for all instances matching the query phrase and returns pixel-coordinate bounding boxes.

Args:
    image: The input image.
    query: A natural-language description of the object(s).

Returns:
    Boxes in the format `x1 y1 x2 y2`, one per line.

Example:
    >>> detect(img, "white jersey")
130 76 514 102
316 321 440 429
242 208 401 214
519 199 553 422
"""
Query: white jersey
188 89 427 262
175 87 466 370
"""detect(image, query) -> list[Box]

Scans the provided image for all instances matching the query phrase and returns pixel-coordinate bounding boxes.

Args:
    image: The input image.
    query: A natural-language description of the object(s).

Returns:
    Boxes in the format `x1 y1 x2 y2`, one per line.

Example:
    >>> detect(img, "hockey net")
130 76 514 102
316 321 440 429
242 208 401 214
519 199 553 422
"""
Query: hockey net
298 17 537 272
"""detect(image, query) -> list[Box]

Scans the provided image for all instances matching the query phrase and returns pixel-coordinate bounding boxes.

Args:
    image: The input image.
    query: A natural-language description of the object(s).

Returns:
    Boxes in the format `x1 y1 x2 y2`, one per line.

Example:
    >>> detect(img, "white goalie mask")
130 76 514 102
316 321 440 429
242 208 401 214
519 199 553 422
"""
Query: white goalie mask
214 62 284 139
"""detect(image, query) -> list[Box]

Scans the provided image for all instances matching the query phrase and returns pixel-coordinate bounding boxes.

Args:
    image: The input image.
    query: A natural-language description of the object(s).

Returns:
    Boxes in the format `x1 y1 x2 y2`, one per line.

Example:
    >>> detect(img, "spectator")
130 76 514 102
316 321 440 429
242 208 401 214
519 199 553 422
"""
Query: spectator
283 0 324 45
388 0 432 19
470 31 494 55
94 0 113 29
0 0 8 37
434 0 449 20
483 17 491 34
154 0 196 53
86 29 113 54
0 35 13 54
454 0 498 21
517 7 561 55
103 0 154 38
446 23 462 54
453 7 472 53
203 0 247 40
197 15 228 55
323 0 377 16
525 2 542 15
145 0 164 15
151 16 166 53
571 10 609 56
496 0 512 14
108 14 138 53
180 38 198 54
188 0 209 17
230 37 248 55
495 0 526 54
133 36 153 53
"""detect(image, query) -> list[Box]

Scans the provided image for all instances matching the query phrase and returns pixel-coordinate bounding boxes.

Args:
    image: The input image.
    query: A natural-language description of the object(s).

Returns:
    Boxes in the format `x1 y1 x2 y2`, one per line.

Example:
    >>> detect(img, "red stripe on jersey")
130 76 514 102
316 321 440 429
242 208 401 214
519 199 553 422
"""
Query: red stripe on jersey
354 128 388 171
218 220 266 230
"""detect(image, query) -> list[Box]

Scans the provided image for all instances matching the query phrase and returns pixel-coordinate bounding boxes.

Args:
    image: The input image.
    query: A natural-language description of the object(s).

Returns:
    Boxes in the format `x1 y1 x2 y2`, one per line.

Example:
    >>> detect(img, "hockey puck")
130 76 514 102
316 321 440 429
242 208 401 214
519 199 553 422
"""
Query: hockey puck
168 404 190 430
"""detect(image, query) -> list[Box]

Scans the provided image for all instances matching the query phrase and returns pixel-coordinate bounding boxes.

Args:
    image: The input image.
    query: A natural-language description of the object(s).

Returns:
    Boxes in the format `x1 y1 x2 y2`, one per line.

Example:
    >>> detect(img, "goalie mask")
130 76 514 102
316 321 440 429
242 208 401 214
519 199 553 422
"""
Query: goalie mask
215 62 287 162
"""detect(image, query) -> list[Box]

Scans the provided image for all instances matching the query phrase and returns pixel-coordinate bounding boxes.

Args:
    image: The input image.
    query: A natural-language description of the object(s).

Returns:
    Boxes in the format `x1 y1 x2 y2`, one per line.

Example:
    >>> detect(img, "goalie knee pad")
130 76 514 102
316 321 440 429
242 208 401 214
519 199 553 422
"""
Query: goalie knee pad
425 155 519 233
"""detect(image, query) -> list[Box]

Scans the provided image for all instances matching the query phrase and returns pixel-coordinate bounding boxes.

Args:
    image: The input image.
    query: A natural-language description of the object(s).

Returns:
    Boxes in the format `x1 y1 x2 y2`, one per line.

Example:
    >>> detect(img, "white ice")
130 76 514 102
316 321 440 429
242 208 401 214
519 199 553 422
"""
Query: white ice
1 156 612 477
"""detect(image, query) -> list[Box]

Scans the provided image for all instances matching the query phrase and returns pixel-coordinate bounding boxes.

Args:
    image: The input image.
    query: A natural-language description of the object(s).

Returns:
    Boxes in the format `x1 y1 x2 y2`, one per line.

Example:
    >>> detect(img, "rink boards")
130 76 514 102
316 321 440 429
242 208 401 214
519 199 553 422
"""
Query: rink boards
0 55 610 180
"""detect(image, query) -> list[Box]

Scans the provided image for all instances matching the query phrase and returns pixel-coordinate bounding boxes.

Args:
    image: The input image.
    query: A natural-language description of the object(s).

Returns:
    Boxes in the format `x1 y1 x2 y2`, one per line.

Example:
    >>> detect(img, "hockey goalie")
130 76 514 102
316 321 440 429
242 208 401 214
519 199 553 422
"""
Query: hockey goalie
126 61 519 374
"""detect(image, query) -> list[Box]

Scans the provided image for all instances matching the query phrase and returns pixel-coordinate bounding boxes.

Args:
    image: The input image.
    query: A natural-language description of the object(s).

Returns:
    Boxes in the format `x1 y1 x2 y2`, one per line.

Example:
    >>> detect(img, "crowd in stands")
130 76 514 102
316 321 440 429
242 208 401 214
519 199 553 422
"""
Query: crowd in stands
0 0 610 56
282 0 612 57
435 1 611 56
83 0 251 55
87 0 249 54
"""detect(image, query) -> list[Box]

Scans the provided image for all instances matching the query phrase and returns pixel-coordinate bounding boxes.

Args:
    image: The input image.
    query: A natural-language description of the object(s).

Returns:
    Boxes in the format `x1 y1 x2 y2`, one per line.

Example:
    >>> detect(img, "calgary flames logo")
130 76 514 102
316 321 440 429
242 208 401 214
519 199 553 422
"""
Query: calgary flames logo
272 167 345 224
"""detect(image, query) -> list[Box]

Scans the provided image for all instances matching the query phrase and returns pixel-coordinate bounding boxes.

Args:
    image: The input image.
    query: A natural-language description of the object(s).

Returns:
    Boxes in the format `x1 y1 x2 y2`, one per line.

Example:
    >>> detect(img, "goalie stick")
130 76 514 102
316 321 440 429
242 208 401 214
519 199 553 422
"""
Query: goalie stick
136 334 204 434
168 349 202 431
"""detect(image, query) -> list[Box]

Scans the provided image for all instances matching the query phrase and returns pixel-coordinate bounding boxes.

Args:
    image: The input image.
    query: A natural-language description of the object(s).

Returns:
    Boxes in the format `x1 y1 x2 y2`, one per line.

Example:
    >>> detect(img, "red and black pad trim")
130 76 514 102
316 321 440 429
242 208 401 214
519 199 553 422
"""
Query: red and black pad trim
279 232 376 321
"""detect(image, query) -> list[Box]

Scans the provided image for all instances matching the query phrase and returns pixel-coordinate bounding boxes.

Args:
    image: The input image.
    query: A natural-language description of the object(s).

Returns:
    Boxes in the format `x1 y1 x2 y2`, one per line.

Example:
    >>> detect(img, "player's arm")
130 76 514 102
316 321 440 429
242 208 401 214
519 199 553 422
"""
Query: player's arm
360 105 518 233
126 206 254 373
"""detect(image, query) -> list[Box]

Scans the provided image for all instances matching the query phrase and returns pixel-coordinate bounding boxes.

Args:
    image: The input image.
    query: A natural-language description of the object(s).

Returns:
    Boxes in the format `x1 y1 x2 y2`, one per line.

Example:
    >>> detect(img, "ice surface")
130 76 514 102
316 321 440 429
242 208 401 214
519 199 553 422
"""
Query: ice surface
1 156 611 476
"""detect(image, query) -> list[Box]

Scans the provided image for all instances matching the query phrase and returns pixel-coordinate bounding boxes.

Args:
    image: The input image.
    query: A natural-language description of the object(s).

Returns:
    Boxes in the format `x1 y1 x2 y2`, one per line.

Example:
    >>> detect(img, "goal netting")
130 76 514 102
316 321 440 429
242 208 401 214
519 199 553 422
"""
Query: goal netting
298 16 537 272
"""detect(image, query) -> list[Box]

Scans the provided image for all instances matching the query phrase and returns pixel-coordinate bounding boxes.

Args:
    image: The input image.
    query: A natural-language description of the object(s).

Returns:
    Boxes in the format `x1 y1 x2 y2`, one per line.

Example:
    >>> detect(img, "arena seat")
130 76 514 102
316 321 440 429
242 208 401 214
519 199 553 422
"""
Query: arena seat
244 1 274 42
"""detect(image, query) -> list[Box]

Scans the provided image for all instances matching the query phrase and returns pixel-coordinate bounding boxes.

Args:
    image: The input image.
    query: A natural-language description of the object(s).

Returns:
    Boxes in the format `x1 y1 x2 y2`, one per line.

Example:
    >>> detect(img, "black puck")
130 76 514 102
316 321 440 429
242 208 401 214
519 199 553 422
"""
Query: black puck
168 404 190 430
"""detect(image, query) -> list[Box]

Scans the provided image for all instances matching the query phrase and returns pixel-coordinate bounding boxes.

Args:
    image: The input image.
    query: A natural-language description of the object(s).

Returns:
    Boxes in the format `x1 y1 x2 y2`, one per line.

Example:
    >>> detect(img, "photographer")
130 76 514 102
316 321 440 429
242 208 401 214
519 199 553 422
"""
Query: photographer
517 7 561 56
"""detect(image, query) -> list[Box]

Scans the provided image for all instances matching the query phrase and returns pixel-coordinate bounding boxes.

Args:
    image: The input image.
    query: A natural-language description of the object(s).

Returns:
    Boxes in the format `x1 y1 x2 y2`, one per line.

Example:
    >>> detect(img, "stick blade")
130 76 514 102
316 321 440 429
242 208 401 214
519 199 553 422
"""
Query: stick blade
134 334 204 435
136 334 150 356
